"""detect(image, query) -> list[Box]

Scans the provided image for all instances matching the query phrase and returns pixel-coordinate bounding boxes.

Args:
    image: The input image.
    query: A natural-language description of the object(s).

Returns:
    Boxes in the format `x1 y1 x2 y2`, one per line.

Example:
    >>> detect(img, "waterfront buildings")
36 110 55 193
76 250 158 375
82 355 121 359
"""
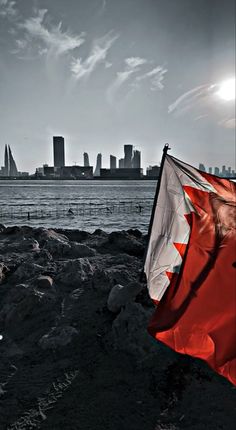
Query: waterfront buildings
119 158 124 168
94 153 102 176
53 136 65 168
146 165 160 178
83 152 90 167
124 145 133 168
199 162 235 177
132 150 141 169
0 145 19 177
100 168 143 179
110 155 117 169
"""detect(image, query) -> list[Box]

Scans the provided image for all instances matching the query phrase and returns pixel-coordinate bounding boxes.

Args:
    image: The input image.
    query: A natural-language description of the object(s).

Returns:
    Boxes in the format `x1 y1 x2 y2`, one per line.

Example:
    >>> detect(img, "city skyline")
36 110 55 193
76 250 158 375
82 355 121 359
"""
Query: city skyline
0 0 235 173
0 138 235 178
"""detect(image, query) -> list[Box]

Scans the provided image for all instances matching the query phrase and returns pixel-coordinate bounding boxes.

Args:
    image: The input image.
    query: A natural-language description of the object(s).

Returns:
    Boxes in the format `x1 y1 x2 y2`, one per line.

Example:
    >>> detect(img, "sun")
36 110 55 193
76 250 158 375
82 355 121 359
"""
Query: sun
217 78 235 101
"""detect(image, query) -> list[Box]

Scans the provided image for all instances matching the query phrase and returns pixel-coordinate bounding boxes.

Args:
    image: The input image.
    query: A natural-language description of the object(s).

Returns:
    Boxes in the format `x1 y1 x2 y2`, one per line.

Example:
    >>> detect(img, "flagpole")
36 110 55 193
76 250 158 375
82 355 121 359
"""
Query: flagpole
140 143 170 281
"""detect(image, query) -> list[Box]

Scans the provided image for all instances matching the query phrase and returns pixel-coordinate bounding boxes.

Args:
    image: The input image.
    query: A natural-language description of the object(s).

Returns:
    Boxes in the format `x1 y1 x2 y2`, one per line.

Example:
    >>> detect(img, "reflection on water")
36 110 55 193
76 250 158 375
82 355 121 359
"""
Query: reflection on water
0 180 157 232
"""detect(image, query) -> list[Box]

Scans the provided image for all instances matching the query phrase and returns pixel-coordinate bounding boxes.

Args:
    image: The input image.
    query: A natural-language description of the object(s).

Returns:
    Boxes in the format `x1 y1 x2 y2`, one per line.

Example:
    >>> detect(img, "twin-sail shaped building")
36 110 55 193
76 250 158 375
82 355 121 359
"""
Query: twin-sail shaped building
1 145 18 177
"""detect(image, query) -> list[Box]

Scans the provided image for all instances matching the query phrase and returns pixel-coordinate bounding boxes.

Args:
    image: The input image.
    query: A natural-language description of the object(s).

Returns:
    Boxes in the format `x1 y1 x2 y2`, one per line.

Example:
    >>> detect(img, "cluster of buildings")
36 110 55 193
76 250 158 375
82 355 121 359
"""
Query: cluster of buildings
35 136 161 180
199 163 235 178
0 145 28 177
1 137 235 180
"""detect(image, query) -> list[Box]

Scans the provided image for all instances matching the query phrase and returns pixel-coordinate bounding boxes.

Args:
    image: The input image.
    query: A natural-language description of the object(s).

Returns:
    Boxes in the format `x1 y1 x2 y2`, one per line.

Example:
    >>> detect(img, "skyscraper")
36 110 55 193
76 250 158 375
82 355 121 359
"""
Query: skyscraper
132 150 141 168
8 146 18 176
53 136 65 168
4 144 9 176
119 158 124 168
83 152 90 167
110 155 117 169
199 163 206 172
124 145 133 168
94 153 102 176
2 145 18 177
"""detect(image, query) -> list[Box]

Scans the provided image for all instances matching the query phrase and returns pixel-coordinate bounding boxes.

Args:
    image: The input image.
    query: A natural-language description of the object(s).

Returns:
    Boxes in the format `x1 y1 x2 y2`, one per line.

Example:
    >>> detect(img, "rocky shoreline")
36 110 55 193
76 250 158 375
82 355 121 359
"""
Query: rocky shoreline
0 225 235 430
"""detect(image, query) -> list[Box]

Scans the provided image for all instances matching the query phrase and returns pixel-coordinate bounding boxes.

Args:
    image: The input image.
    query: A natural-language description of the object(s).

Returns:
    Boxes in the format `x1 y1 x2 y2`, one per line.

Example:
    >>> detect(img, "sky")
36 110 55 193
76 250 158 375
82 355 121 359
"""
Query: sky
0 0 235 174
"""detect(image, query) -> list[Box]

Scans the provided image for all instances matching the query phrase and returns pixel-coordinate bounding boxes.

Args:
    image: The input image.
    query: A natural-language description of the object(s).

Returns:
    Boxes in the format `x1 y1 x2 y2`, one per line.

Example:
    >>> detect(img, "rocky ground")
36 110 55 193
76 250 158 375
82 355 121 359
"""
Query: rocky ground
0 224 235 430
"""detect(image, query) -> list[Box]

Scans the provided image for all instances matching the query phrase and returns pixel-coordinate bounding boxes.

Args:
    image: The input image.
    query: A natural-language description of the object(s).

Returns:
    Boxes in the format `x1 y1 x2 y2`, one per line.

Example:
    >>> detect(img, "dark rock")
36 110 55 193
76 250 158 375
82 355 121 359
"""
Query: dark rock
36 275 54 290
56 258 94 287
0 224 6 233
56 229 90 242
0 263 10 284
108 231 145 257
39 325 79 349
112 302 155 357
107 281 144 313
92 268 113 293
11 262 44 283
2 287 57 340
127 229 143 238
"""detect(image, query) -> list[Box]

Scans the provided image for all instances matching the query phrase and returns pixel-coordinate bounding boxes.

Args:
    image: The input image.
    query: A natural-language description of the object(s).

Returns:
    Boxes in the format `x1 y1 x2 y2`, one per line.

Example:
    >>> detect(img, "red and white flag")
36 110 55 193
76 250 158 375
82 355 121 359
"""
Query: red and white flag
144 154 236 385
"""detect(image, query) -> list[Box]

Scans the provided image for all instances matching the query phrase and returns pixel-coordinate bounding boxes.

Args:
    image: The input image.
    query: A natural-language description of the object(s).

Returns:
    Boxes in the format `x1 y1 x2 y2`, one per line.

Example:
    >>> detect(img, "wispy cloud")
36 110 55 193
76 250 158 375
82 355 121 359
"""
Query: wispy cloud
168 83 236 129
219 118 236 129
17 9 85 57
107 57 167 103
71 32 119 80
168 85 211 114
136 65 168 90
107 56 147 102
0 0 17 18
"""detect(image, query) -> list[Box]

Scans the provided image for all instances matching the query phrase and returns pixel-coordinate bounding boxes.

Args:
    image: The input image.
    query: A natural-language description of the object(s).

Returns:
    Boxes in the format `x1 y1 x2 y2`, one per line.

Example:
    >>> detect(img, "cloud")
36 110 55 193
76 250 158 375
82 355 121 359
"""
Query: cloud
17 9 85 57
168 85 210 114
125 57 147 69
107 58 167 103
105 61 112 68
71 32 119 80
0 0 17 18
107 56 147 102
136 65 168 90
219 118 236 129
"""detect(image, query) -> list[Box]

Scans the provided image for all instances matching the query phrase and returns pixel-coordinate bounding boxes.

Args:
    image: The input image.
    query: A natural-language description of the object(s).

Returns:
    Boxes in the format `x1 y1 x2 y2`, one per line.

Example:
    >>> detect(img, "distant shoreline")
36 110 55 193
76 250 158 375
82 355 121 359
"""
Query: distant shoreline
0 177 160 181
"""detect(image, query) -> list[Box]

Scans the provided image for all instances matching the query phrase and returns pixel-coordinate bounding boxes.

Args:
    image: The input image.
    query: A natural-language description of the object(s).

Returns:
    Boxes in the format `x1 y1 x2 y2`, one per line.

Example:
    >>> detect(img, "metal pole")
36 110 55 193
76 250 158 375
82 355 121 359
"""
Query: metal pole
140 143 170 281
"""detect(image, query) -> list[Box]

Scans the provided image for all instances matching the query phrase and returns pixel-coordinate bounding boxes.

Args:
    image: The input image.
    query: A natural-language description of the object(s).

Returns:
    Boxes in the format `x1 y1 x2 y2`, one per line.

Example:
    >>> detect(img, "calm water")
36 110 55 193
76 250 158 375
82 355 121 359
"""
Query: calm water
0 180 157 232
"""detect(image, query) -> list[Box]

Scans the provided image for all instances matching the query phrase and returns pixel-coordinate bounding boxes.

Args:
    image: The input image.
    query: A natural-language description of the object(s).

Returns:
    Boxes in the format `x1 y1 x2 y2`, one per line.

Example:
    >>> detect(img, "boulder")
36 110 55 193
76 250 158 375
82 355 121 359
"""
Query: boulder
0 263 9 284
11 262 44 283
35 275 53 290
108 231 145 257
0 224 6 233
70 243 96 258
56 258 94 287
92 268 113 293
107 281 144 313
112 302 155 357
39 325 78 349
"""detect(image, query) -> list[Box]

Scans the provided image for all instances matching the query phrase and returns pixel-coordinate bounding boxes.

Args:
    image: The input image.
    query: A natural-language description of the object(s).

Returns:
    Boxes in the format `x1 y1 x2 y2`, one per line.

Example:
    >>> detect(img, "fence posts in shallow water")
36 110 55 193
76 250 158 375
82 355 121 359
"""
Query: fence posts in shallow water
0 199 153 222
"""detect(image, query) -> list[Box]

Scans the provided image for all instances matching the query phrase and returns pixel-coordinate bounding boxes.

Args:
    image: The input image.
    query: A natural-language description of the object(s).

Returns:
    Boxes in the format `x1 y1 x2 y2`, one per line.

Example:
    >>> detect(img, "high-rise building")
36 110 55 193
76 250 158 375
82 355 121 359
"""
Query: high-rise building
94 153 102 176
124 145 133 168
199 163 206 172
146 165 160 178
119 158 124 168
2 145 18 177
132 150 141 168
110 155 117 169
214 167 220 176
208 167 212 174
4 144 9 176
8 146 18 176
83 152 90 167
53 136 65 168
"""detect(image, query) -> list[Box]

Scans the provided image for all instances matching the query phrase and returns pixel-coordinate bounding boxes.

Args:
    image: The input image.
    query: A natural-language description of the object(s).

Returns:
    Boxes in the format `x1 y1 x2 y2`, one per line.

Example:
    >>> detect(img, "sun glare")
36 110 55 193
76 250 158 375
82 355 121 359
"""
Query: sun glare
217 78 235 101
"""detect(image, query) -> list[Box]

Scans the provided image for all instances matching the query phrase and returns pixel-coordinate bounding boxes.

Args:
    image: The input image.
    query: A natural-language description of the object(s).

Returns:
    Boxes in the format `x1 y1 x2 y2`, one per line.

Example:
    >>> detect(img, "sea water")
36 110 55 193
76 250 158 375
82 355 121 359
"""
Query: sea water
0 180 157 232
